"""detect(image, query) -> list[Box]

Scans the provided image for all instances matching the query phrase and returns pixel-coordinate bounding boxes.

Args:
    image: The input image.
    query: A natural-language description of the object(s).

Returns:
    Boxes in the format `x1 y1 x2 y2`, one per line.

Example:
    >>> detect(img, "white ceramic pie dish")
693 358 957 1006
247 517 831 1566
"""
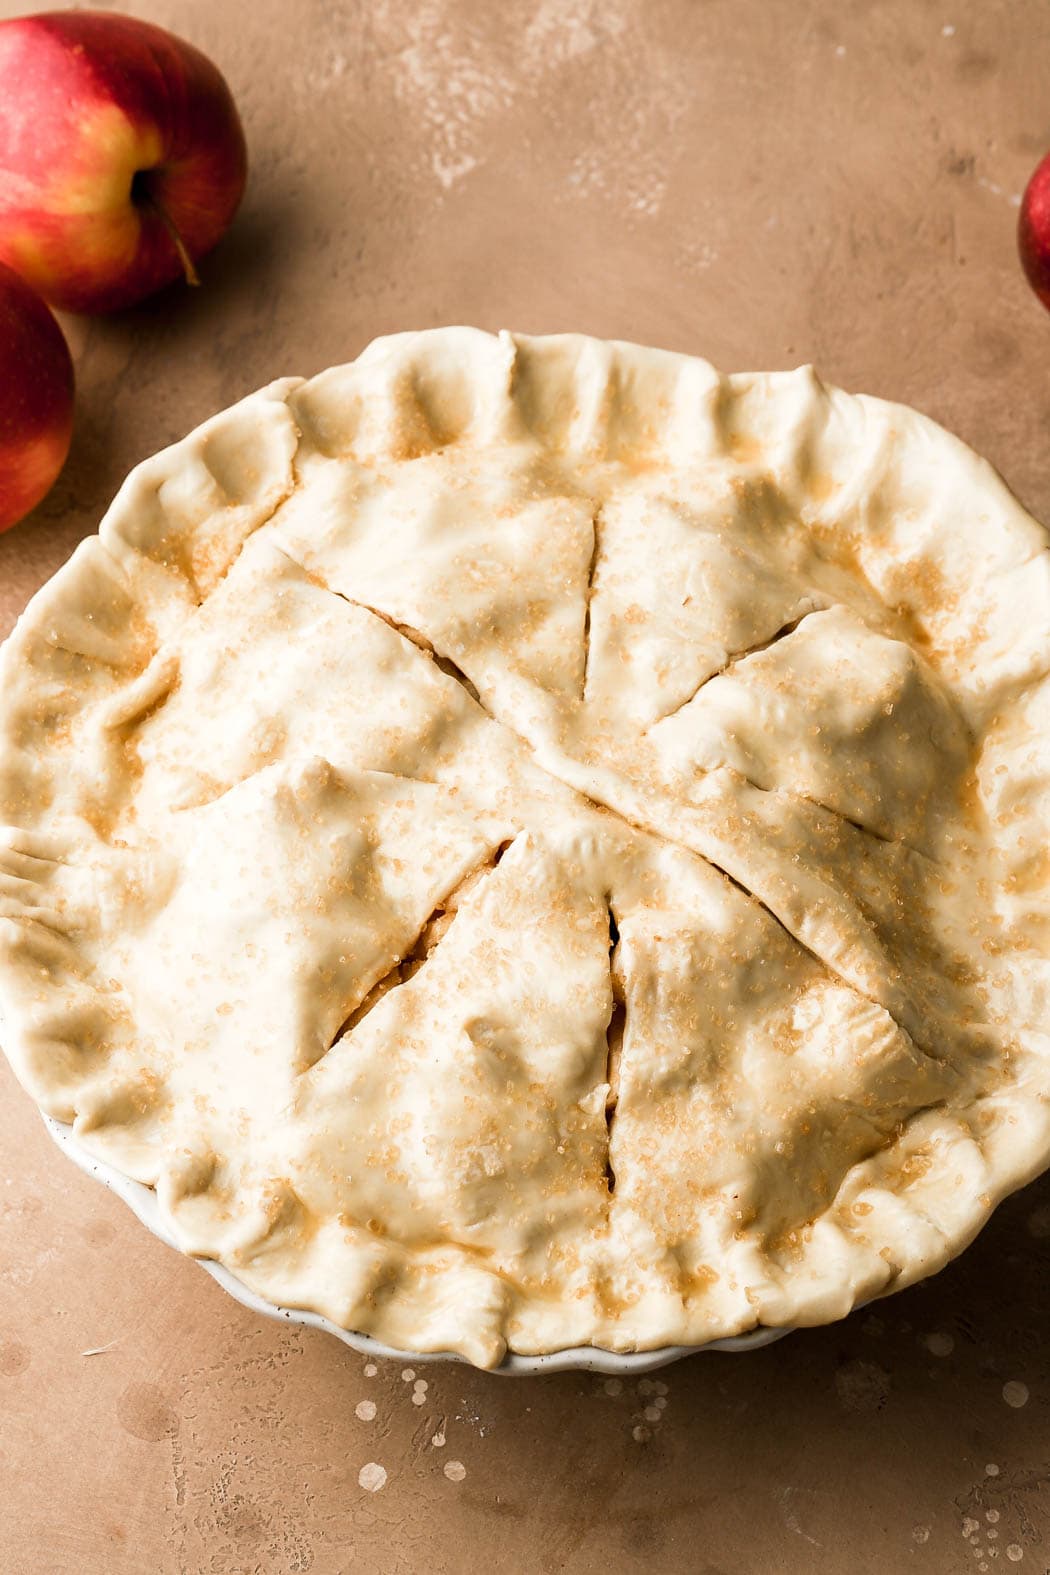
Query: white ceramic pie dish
4 327 1045 1372
41 1111 789 1376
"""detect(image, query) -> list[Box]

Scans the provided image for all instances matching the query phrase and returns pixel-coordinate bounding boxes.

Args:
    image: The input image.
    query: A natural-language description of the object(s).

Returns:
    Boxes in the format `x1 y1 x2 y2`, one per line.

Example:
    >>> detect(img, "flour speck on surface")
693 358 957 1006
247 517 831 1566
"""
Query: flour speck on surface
602 1377 623 1397
523 0 625 68
444 1459 467 1482
912 1526 931 1544
924 1331 954 1357
372 0 689 215
401 1368 416 1382
431 1430 446 1448
371 1 515 192
1006 1546 1024 1563
986 1463 1001 1476
363 1362 378 1377
355 1399 377 1422
358 1462 388 1493
454 1400 484 1434
1002 1380 1029 1408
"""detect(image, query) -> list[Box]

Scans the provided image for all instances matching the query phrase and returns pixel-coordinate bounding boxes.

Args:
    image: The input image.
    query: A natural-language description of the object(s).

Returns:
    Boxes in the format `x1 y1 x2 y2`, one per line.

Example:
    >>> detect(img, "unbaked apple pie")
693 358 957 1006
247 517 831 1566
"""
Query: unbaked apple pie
1 329 1047 1367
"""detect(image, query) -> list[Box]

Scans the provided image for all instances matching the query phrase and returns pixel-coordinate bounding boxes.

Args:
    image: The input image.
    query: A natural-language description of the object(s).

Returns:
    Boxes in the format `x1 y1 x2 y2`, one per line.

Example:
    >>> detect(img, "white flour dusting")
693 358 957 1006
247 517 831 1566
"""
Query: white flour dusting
369 0 688 214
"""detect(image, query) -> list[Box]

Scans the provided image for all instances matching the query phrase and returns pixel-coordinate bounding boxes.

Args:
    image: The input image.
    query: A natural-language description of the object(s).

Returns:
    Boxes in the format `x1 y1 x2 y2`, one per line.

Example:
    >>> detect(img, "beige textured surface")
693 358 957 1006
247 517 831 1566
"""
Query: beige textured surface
1 0 1049 1569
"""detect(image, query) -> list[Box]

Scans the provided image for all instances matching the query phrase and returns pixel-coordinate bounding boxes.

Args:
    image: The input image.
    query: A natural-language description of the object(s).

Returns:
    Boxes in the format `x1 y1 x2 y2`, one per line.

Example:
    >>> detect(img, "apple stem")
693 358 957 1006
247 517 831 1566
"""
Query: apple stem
139 188 201 289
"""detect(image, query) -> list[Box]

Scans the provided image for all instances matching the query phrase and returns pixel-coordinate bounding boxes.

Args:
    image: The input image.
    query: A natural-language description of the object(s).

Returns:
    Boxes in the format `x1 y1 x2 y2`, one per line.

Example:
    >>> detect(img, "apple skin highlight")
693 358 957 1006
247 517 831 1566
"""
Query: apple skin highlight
1019 151 1050 313
0 11 247 313
0 261 73 532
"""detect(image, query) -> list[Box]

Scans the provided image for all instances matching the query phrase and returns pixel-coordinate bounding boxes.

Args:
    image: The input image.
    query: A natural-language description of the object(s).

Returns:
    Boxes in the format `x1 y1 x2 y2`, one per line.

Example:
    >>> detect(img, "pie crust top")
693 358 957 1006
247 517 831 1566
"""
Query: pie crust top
1 328 1048 1368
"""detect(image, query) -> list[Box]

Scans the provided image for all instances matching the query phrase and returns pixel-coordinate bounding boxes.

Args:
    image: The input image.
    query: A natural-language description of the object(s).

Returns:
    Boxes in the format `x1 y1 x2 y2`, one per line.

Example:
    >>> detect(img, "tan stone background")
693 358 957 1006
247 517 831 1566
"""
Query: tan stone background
1 1 1049 1570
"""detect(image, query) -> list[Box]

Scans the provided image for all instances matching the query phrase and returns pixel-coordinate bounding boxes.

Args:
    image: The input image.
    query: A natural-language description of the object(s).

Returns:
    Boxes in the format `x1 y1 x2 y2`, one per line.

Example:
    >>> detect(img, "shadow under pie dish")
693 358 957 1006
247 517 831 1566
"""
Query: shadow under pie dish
0 329 1047 1373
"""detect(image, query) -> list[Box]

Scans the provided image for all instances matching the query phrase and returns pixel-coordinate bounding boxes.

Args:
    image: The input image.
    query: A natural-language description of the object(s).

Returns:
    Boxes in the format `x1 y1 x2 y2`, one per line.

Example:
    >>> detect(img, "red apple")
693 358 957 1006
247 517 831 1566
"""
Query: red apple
0 261 73 532
0 11 247 314
1019 151 1050 313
